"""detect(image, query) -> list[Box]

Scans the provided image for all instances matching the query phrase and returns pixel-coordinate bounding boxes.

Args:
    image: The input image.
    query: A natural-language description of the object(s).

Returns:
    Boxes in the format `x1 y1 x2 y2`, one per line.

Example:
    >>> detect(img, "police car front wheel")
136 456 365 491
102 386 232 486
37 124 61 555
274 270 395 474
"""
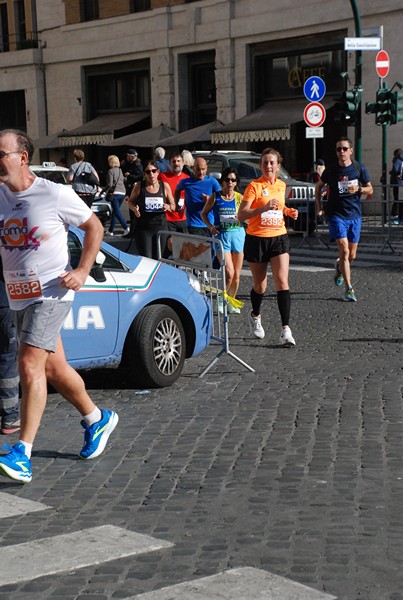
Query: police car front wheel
126 304 186 388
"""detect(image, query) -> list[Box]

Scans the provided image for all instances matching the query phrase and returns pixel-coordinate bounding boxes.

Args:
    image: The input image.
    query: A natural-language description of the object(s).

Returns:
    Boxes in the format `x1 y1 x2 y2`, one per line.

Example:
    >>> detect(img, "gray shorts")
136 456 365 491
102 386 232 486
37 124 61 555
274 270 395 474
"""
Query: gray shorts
13 300 72 353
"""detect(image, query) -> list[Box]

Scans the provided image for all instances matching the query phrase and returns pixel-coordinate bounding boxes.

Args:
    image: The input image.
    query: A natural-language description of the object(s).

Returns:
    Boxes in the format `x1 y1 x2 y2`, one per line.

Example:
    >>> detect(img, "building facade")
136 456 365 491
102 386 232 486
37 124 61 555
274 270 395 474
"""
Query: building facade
0 0 401 179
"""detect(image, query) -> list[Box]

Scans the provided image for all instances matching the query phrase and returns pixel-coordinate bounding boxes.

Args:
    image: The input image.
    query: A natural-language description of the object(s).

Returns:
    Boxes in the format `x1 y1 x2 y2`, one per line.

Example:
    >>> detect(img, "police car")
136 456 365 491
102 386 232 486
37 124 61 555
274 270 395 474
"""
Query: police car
63 227 212 388
30 162 112 225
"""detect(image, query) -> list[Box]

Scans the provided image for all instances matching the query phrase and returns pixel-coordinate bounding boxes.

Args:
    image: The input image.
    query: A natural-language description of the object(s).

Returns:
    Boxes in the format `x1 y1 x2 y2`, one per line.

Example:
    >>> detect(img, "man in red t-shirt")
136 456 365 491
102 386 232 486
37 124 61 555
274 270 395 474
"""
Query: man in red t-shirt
159 153 189 235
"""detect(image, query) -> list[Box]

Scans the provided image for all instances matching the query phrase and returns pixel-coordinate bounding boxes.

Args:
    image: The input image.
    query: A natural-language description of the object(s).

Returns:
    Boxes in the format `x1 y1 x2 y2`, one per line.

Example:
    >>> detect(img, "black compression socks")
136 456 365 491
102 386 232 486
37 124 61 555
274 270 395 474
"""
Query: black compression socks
277 289 291 326
250 288 264 315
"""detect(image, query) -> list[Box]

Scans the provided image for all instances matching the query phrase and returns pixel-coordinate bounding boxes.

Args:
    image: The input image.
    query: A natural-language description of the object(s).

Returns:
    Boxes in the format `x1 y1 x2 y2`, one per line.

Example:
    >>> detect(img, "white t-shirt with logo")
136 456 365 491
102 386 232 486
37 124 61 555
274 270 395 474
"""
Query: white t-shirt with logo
0 177 92 309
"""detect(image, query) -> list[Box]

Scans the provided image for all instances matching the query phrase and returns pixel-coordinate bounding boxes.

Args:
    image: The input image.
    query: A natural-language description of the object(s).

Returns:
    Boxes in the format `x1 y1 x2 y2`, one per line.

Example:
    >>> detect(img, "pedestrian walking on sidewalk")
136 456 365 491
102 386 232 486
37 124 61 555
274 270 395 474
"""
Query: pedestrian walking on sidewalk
238 148 298 345
105 154 130 236
389 148 403 224
315 137 373 302
67 148 100 208
0 129 118 484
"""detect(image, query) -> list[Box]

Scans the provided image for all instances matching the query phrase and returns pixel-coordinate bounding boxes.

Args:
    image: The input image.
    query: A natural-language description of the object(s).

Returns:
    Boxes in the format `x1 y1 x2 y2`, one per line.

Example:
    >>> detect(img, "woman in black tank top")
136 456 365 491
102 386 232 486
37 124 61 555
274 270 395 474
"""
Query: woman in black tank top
127 160 175 259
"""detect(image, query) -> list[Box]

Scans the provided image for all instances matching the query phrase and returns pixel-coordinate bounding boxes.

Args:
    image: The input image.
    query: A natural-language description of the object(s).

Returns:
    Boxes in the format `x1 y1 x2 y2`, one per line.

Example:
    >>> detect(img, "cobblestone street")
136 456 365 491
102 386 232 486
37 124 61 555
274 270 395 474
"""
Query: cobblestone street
0 258 402 600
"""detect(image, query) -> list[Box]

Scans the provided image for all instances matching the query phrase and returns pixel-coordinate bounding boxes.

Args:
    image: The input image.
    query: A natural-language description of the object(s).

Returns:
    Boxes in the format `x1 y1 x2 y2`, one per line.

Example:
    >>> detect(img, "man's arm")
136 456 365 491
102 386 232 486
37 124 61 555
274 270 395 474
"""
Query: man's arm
59 214 103 291
360 181 373 197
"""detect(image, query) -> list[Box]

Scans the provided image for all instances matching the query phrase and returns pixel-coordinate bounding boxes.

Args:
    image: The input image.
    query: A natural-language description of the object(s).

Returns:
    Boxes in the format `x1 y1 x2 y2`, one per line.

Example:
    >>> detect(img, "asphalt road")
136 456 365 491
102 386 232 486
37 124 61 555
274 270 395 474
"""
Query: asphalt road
0 255 402 600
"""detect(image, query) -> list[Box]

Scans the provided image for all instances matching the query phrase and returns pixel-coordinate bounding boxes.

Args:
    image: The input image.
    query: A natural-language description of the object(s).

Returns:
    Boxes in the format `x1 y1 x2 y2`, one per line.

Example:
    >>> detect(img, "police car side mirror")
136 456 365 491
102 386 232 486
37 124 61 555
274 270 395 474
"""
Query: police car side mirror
90 265 106 282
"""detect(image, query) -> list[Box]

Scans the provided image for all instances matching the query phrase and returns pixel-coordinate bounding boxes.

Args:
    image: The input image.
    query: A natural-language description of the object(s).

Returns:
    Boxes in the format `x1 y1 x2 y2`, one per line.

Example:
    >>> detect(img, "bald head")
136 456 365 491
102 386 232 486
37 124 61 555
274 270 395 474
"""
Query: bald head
193 157 207 180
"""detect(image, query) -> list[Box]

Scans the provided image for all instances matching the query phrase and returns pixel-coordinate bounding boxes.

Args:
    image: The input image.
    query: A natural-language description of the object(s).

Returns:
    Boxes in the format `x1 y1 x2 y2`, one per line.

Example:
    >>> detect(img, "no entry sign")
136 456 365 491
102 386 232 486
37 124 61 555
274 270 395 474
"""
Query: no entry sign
375 50 390 78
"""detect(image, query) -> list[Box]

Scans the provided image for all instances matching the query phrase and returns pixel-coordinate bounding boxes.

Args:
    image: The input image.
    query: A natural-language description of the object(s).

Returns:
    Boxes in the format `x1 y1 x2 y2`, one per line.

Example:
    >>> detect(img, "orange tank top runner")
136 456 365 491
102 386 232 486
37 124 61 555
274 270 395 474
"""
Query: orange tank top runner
243 176 294 238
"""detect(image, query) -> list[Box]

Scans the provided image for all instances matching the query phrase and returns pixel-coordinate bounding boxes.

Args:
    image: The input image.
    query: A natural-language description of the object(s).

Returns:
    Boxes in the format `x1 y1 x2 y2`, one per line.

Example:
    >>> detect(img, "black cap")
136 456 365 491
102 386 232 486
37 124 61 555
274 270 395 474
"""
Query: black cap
127 149 138 156
315 158 325 166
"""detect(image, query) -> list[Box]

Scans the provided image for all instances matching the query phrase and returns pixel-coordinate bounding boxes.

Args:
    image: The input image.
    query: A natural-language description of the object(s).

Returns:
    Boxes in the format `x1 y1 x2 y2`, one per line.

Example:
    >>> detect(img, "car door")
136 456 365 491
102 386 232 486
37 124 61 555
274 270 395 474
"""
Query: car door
62 230 119 361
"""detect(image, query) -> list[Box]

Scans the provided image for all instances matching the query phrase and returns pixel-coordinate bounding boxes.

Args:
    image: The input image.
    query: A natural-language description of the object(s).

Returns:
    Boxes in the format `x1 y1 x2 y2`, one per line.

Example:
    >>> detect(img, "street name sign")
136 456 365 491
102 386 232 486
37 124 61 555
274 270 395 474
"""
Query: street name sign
344 37 381 51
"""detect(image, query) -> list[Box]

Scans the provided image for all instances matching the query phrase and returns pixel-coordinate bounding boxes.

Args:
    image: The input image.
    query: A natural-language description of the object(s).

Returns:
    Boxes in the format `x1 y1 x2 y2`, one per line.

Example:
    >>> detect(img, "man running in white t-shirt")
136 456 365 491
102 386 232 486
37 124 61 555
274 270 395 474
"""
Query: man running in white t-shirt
0 129 118 483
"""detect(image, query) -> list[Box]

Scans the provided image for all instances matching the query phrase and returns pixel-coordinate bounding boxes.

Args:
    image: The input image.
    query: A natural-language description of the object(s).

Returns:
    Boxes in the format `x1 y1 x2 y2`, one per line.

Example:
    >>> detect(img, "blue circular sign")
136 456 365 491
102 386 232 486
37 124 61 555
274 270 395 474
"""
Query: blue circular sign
303 76 326 103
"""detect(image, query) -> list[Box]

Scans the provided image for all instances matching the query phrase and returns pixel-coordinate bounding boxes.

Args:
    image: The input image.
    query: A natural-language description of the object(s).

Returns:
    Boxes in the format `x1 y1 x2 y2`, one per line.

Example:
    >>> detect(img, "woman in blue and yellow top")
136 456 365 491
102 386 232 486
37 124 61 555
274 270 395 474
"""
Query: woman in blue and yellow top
201 168 245 314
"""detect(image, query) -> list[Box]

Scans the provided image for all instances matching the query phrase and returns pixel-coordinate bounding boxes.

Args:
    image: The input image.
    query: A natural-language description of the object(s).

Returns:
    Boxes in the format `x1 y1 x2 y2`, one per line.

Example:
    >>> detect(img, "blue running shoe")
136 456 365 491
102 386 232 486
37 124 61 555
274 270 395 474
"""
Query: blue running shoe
79 409 119 460
344 287 357 302
0 442 32 483
334 259 344 287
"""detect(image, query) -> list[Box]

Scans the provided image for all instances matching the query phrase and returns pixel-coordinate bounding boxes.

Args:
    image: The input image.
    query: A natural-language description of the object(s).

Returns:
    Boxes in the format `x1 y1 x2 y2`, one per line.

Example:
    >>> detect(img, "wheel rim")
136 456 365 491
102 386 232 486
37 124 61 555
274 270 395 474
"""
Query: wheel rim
153 317 183 376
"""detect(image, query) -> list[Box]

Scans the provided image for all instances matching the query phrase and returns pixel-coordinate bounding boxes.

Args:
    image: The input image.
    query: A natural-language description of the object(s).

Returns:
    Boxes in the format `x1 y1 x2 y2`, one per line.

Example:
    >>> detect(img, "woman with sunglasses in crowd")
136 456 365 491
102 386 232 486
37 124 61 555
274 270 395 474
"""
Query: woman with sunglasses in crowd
201 167 245 314
238 147 298 346
127 160 175 259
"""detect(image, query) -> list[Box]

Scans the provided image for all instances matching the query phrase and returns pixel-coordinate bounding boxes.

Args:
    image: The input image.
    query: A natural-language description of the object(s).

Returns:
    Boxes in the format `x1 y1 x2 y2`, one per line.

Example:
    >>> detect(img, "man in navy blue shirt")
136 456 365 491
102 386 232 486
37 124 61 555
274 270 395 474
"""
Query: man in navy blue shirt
315 137 373 302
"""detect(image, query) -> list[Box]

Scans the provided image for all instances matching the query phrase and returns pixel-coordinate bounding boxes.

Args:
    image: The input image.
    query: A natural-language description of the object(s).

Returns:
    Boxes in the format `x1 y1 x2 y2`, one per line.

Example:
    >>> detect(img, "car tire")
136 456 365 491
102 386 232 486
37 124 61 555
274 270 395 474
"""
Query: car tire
126 304 186 388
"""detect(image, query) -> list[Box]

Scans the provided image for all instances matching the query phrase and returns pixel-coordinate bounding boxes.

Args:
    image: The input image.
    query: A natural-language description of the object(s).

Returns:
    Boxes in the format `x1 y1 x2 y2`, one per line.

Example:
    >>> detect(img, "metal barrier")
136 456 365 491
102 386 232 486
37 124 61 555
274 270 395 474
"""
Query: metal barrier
157 231 255 376
306 184 403 254
284 192 315 247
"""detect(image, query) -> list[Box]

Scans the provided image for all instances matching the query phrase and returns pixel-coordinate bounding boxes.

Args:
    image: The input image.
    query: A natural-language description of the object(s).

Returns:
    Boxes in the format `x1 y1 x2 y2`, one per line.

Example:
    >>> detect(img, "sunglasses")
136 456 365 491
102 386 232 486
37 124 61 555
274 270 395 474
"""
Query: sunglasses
336 147 350 152
224 177 237 183
0 150 21 159
144 168 158 174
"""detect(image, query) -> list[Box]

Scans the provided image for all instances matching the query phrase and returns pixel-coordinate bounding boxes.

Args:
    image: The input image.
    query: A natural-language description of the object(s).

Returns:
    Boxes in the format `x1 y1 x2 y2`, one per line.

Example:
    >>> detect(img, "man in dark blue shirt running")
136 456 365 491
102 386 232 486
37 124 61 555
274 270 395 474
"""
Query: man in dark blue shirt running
315 137 373 302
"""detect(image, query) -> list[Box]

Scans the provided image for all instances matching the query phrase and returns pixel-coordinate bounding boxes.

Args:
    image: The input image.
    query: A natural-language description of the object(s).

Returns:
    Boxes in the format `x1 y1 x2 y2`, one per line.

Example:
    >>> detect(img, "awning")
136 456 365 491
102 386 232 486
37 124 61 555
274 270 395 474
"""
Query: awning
162 120 224 147
101 124 176 148
58 112 149 147
210 99 333 144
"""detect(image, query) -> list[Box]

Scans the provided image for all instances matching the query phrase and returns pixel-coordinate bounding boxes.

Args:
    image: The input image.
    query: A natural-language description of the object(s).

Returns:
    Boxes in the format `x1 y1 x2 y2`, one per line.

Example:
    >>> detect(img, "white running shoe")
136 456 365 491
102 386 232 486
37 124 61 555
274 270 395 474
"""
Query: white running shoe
249 312 265 339
227 303 241 315
121 227 130 236
280 326 296 347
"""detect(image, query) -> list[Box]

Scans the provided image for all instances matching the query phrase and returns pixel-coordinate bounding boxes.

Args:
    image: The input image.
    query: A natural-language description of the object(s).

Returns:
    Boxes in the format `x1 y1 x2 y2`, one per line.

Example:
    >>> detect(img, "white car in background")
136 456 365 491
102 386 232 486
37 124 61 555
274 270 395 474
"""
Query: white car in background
30 162 112 225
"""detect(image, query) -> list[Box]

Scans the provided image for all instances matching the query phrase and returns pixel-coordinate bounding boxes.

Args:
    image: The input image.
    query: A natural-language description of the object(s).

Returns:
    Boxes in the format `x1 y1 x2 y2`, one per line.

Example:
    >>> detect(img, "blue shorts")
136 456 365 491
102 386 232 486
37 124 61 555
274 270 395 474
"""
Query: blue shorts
219 227 246 253
328 216 362 243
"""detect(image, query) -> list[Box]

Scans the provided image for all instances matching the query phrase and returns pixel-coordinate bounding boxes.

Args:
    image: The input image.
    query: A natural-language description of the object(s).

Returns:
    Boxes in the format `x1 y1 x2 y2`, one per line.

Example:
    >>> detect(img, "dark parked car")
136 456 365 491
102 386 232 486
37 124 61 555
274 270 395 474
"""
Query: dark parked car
192 151 316 234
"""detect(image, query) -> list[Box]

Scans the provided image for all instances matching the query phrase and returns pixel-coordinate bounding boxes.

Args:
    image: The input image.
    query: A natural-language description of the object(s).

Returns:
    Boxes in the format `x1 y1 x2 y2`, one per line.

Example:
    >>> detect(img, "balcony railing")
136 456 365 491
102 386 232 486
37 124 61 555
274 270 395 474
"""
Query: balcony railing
0 31 39 53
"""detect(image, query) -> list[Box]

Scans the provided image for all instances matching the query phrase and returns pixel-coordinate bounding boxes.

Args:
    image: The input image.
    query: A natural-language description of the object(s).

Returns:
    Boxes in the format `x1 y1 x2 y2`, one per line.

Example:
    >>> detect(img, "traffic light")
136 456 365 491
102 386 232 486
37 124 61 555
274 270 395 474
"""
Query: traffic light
335 89 361 124
365 100 377 115
390 90 403 124
375 88 393 125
